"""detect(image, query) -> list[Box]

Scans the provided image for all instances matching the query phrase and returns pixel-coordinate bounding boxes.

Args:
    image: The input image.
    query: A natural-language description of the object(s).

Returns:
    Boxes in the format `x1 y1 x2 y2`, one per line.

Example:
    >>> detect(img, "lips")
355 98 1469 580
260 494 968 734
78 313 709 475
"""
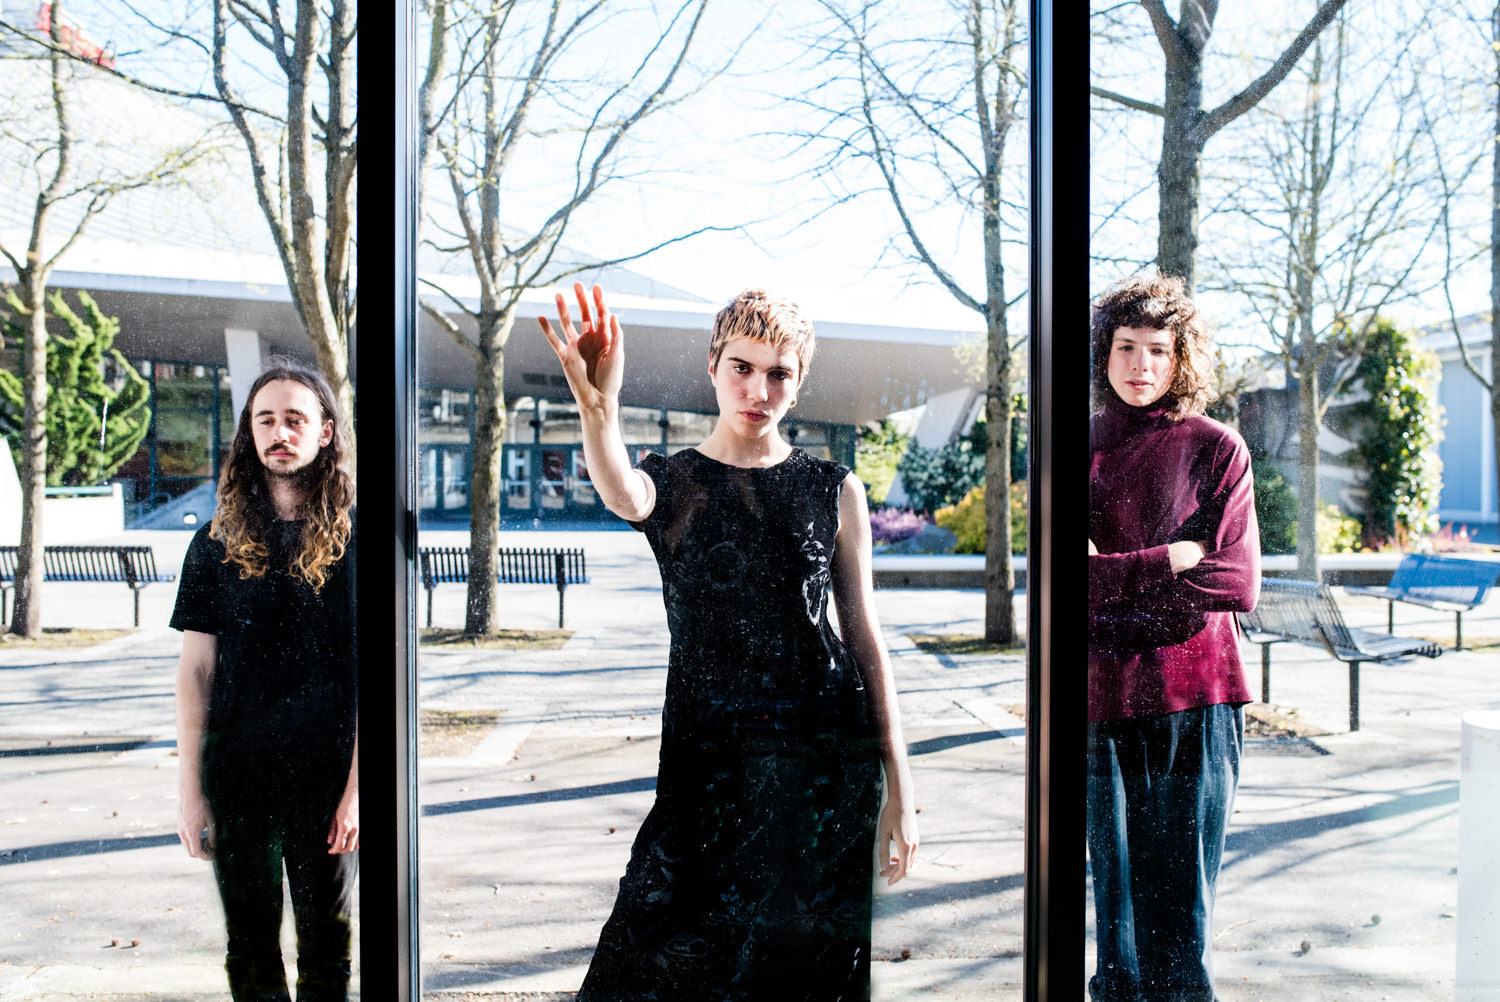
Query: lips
741 410 767 422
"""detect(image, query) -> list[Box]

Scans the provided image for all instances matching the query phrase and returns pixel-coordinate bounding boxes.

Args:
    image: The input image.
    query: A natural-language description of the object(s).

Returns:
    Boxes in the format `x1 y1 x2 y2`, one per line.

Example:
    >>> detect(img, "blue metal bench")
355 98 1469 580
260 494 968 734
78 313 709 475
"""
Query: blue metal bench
0 545 177 628
1345 554 1499 650
418 546 588 629
1240 577 1443 732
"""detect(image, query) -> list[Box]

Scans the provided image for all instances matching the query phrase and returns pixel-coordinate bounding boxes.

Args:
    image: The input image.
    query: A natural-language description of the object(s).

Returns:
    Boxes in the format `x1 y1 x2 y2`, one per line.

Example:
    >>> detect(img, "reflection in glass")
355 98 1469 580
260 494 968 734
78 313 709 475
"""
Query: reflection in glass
1085 278 1260 999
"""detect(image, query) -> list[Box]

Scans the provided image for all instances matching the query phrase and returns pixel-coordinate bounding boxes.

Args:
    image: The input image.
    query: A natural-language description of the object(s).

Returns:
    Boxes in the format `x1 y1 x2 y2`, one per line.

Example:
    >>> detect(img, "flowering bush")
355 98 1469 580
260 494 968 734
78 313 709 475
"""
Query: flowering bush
869 507 930 545
934 487 986 554
931 482 1029 555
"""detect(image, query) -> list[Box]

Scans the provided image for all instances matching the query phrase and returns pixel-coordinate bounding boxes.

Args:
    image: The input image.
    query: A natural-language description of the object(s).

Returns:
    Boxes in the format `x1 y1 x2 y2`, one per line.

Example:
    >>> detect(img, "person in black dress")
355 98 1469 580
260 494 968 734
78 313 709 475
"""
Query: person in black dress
539 283 918 1001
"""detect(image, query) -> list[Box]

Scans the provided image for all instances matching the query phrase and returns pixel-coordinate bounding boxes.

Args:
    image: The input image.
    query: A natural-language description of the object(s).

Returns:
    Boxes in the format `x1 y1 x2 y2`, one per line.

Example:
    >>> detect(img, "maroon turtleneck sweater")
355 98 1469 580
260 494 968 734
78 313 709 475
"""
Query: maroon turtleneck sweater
1088 396 1261 721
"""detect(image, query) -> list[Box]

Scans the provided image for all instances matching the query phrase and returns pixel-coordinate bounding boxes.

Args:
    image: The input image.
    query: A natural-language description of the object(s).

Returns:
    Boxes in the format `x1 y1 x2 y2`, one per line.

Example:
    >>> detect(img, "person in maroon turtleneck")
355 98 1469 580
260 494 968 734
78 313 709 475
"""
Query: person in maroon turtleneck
1086 274 1261 1002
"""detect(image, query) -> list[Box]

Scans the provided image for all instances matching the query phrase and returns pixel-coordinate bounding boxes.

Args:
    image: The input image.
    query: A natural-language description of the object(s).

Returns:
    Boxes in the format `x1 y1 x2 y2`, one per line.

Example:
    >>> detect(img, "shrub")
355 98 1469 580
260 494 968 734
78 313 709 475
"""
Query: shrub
931 482 1028 555
869 507 929 546
855 419 911 506
898 428 984 512
1253 460 1296 555
1317 503 1362 554
1348 319 1443 548
934 486 986 554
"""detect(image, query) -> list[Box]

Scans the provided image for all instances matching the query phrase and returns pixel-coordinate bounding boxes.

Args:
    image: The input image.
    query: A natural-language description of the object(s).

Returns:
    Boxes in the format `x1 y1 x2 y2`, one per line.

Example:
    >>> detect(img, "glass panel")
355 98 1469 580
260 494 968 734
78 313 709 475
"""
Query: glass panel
415 2 1027 998
1089 2 1464 996
0 2 362 995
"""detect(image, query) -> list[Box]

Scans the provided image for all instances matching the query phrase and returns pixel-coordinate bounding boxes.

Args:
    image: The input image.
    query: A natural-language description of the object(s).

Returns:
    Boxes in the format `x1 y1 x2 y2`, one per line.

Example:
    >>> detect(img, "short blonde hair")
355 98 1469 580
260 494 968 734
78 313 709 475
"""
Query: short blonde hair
709 289 815 384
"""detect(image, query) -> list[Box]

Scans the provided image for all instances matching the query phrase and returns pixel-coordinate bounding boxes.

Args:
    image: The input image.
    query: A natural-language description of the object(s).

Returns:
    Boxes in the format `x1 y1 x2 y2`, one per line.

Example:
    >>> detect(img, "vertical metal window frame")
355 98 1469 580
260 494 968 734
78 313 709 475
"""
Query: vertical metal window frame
1025 4 1089 1000
357 5 420 999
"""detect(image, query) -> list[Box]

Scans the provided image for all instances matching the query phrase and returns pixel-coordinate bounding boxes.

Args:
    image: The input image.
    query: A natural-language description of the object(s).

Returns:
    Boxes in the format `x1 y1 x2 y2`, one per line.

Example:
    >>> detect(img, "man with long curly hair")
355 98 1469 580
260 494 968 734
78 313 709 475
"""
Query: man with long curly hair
1087 275 1260 1002
172 358 358 1001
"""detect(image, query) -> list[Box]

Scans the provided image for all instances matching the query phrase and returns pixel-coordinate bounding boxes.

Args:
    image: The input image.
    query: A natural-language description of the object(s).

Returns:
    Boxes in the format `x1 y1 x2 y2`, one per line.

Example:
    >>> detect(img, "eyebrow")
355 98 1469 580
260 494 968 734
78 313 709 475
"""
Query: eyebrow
725 353 793 372
254 407 311 418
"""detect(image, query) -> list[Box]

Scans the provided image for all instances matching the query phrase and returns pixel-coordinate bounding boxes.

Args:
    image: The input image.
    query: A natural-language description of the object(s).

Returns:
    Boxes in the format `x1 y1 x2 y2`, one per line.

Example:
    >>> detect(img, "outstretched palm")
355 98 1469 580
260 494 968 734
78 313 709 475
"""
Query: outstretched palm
539 282 624 409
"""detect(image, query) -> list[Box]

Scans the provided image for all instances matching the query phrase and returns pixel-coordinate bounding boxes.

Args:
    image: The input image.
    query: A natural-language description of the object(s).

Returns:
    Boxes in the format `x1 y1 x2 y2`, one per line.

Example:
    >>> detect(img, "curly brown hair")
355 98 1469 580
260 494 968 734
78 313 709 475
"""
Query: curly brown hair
211 359 354 591
1090 273 1217 421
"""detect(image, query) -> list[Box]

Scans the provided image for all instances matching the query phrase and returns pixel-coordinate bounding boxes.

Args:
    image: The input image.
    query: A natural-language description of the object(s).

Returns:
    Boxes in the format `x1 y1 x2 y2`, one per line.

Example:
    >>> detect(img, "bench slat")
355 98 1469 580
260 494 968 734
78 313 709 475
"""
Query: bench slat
1240 577 1443 731
0 544 175 628
417 546 588 629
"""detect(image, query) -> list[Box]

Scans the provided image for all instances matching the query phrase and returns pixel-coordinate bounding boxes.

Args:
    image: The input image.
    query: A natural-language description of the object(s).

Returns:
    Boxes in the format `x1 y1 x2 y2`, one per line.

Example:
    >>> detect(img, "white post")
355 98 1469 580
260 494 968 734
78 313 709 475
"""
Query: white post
224 328 266 421
1459 710 1500 1001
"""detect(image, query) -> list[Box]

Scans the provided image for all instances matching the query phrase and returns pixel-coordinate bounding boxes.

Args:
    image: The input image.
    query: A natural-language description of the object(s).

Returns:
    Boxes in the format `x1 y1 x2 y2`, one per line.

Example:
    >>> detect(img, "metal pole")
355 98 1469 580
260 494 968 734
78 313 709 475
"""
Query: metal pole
1025 3 1090 998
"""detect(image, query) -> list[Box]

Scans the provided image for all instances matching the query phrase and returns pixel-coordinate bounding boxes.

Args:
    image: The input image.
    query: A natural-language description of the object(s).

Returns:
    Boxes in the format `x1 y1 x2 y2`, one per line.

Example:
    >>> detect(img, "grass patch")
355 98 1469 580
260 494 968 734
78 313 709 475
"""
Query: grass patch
1407 633 1499 651
0 627 133 649
419 628 571 650
906 632 1025 656
420 708 502 759
1245 703 1331 739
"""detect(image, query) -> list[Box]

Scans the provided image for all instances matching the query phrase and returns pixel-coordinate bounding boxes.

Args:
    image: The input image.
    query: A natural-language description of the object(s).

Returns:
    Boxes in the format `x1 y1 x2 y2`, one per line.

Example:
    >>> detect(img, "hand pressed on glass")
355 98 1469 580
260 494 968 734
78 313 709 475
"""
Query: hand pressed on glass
539 282 624 412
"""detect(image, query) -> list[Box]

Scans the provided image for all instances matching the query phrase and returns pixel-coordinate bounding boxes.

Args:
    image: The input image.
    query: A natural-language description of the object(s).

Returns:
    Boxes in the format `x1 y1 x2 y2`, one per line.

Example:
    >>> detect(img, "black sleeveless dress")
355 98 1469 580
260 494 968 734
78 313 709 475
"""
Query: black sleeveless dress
577 447 883 1002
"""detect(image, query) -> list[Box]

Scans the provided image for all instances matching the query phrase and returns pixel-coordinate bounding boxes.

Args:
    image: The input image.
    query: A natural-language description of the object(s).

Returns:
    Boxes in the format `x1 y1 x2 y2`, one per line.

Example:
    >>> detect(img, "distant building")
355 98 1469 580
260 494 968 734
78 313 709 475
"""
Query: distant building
1419 315 1497 543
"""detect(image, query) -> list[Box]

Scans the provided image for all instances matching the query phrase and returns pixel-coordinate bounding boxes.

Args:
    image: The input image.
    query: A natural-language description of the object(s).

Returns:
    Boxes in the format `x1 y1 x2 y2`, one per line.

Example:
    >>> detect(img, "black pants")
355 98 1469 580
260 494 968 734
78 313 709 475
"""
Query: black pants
211 802 357 1002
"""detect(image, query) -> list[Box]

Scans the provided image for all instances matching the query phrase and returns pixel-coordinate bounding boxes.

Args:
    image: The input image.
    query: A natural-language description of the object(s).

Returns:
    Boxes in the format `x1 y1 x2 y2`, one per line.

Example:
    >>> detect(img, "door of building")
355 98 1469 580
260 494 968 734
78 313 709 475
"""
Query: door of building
501 444 604 521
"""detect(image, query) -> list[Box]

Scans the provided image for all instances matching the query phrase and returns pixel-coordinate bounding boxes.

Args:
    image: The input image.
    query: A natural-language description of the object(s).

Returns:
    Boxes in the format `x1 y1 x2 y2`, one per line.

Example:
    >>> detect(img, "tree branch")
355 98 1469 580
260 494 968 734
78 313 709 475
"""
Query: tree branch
1090 84 1164 116
1197 0 1350 143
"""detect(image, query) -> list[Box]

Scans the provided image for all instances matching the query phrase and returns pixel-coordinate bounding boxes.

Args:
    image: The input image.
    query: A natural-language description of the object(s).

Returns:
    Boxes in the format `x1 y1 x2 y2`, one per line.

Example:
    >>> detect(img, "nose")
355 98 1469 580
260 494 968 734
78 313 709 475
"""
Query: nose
746 373 768 401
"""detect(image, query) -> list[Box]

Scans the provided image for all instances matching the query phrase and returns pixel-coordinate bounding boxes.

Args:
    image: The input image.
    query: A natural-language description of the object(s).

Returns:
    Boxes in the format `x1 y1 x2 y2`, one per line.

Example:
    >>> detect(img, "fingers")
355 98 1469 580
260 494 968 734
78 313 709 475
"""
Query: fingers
327 802 360 855
178 822 214 861
573 281 593 331
881 835 916 885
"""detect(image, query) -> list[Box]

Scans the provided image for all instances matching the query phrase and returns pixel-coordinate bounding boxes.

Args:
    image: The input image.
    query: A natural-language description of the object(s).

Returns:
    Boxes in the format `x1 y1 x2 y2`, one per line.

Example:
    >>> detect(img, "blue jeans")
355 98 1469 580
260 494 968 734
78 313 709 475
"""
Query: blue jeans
1086 703 1243 1002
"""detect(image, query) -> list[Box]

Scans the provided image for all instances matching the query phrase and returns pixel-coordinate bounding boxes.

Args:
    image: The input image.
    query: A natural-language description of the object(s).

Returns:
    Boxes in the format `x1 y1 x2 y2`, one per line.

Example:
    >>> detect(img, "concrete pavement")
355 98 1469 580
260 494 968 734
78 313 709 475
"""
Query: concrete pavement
1 527 1497 999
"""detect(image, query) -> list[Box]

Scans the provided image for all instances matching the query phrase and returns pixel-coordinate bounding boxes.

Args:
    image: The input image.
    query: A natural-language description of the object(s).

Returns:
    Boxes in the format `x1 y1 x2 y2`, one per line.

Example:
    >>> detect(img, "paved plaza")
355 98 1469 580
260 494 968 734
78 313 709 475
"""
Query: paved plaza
1 527 1498 999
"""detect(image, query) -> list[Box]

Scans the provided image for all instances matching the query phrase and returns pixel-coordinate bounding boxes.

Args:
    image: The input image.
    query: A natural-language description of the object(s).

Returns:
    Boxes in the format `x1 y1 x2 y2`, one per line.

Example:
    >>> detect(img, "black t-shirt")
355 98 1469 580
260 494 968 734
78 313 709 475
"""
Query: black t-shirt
171 517 356 810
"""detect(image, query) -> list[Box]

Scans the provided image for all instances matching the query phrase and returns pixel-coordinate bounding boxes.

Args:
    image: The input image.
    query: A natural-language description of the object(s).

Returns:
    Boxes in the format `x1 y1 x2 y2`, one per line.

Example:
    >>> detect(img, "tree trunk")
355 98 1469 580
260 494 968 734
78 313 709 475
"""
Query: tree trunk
981 157 1015 645
1157 46 1206 289
983 310 1015 645
11 282 48 638
463 309 513 636
1295 309 1322 582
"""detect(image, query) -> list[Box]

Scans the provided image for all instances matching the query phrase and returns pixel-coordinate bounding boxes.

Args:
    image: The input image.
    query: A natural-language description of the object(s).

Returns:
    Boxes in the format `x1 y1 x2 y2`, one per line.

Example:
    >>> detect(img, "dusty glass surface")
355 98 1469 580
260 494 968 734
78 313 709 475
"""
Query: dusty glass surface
1089 3 1475 998
412 2 1030 996
0 3 361 997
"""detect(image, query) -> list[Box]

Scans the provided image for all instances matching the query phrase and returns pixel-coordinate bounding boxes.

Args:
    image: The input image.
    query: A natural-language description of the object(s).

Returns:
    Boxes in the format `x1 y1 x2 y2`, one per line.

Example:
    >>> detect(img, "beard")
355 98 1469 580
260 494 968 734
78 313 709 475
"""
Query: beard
261 457 318 487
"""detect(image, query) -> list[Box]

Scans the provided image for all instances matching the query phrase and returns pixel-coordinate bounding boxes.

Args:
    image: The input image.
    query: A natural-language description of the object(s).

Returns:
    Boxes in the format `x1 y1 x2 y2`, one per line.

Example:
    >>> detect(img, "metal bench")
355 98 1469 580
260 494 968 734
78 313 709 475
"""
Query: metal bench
0 545 177 628
1344 554 1499 650
418 546 588 629
1240 577 1443 732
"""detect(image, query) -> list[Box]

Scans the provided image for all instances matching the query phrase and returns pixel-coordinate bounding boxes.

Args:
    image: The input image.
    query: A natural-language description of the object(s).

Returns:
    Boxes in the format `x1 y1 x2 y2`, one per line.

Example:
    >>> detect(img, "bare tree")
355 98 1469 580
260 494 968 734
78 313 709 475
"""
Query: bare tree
0 1 216 636
419 0 720 635
791 0 1026 644
211 0 356 423
4 3 357 419
1205 7 1441 578
1092 0 1349 291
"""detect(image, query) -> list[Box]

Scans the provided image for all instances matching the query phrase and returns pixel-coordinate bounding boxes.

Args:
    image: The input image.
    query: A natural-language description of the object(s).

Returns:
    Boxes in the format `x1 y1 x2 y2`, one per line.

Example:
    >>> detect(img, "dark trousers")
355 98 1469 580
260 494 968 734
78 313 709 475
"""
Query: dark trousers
212 804 358 1002
1086 703 1243 1002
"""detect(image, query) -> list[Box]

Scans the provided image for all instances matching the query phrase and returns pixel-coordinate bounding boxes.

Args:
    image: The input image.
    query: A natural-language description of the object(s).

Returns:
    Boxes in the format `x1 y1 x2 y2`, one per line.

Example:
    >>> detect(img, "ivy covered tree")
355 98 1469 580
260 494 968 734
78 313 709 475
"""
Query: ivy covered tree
0 290 151 487
1349 319 1443 548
